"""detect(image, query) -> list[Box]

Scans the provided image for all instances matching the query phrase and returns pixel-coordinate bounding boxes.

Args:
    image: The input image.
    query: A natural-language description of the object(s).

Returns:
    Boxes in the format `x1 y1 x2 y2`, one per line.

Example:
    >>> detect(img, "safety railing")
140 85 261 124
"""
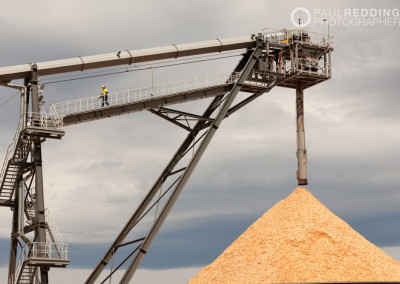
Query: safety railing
263 27 333 47
247 58 331 84
45 209 65 249
0 115 25 191
9 241 69 284
9 244 29 284
47 72 241 116
26 111 64 130
30 242 69 260
1 112 63 193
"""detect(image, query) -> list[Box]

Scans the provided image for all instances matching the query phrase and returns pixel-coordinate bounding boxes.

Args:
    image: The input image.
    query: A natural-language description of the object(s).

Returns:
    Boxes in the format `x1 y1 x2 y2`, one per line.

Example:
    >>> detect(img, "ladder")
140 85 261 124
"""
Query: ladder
11 265 37 284
0 124 33 204
0 113 65 206
9 210 69 284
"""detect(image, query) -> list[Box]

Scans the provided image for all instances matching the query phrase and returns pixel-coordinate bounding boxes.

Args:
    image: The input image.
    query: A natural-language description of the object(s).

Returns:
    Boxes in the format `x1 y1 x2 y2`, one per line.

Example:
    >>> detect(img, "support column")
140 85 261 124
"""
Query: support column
31 64 49 283
85 49 256 284
17 181 24 232
8 181 19 282
296 81 308 185
8 79 30 282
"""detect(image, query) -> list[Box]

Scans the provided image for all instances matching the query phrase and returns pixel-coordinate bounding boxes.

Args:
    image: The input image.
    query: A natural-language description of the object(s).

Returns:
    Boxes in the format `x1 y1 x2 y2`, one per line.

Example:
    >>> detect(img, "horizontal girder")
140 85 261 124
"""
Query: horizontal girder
0 36 256 83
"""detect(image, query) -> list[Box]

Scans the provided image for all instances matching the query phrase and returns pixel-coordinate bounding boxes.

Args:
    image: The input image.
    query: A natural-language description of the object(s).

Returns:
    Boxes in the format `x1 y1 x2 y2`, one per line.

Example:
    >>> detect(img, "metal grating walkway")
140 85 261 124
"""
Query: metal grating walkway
45 71 270 126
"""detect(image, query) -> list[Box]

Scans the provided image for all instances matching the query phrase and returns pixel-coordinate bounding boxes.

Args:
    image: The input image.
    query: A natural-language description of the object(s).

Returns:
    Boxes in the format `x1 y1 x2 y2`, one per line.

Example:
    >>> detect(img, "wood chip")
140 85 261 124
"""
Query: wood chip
189 187 400 283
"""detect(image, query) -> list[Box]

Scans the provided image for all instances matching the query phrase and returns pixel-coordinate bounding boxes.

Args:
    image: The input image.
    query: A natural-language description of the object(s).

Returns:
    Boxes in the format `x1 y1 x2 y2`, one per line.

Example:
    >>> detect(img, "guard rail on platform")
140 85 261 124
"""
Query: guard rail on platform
0 116 24 190
47 72 241 116
0 112 64 191
9 242 69 284
263 27 333 47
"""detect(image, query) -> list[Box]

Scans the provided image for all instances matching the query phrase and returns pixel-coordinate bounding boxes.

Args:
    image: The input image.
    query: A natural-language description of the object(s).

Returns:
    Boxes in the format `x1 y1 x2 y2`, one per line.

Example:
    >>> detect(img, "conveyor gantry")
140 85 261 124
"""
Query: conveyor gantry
38 30 332 130
0 28 333 284
45 71 273 126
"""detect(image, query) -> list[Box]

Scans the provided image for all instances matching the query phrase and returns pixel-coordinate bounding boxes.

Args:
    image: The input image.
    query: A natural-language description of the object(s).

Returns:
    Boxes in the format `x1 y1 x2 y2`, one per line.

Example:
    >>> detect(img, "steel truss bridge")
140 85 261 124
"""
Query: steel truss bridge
0 28 333 284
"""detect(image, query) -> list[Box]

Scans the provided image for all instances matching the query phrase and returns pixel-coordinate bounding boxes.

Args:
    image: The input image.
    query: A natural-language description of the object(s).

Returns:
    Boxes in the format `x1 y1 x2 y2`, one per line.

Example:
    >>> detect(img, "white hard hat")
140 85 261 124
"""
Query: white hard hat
102 85 105 88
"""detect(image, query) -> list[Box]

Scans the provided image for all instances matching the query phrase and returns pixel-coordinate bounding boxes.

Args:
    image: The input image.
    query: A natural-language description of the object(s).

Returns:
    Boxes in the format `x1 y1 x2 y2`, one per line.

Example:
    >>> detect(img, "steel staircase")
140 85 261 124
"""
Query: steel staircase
0 124 33 205
1 112 67 283
45 210 64 259
9 210 69 284
0 113 65 207
13 264 37 284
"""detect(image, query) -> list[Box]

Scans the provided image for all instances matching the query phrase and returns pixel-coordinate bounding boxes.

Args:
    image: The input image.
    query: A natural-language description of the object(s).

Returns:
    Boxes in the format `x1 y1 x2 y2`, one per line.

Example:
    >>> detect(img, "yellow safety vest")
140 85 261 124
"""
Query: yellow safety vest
101 88 108 95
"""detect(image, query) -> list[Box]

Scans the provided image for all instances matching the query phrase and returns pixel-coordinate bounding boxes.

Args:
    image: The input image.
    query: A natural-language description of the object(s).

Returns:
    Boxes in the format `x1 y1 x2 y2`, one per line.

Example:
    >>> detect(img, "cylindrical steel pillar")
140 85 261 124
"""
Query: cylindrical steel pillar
31 64 49 283
8 184 19 282
296 81 308 185
17 181 24 232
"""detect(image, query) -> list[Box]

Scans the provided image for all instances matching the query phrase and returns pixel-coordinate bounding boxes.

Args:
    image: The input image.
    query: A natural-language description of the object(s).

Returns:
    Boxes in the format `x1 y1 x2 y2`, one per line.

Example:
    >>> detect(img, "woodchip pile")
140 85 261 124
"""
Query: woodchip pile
189 187 400 283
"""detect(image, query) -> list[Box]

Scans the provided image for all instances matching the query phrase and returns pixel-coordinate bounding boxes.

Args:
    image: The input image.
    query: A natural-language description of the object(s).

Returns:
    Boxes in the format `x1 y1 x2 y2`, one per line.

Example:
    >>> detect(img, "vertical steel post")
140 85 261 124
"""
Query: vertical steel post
290 49 294 73
8 181 19 282
31 64 49 283
18 87 26 233
295 43 299 72
17 181 24 232
328 48 332 77
8 80 30 282
296 81 308 185
20 87 27 128
264 42 269 71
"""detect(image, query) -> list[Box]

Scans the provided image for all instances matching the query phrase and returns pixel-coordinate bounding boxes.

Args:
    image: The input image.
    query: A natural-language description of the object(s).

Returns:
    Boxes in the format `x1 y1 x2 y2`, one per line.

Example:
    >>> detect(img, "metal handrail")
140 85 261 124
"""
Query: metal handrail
9 241 69 284
0 116 24 191
0 112 63 194
47 72 241 116
9 244 29 284
26 112 64 130
45 209 65 247
30 242 69 260
262 27 334 47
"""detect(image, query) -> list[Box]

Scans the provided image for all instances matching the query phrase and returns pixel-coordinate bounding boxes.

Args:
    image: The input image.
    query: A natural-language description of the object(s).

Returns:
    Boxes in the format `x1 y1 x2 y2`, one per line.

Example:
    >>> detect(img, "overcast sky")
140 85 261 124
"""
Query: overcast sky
1 0 400 283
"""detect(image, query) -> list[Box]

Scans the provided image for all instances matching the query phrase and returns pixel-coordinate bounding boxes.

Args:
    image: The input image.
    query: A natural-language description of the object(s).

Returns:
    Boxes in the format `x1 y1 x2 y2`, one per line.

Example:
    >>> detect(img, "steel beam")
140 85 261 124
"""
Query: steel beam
85 96 225 284
0 36 256 83
85 93 227 284
63 84 233 126
7 180 19 282
31 64 49 283
149 107 215 131
226 78 284 117
85 49 255 284
120 39 263 284
7 78 30 283
148 109 192 131
0 200 13 207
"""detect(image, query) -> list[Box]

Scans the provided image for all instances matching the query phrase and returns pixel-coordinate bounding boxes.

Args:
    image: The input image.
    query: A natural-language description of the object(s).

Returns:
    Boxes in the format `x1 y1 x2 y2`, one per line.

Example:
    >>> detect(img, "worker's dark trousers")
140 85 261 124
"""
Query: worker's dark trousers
101 95 109 107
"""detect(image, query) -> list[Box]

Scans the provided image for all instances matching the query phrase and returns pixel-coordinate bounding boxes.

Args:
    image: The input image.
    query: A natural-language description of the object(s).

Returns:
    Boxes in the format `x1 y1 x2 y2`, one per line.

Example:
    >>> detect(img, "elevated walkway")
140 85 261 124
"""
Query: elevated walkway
45 28 333 127
46 71 281 126
48 72 255 126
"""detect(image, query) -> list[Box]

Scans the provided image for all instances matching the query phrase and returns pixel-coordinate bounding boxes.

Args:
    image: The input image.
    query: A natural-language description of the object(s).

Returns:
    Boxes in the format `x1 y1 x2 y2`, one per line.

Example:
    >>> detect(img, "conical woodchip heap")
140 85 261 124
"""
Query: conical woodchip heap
189 187 400 283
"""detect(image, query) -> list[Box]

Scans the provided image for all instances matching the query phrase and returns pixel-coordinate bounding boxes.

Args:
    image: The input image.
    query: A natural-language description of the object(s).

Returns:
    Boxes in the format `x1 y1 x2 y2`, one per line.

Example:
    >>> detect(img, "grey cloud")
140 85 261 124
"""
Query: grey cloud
1 0 400 277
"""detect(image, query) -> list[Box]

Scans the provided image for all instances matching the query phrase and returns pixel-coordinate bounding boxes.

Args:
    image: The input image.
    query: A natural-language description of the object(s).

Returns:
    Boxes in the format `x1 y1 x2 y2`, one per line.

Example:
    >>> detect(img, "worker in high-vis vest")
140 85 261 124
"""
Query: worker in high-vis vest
99 85 109 107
